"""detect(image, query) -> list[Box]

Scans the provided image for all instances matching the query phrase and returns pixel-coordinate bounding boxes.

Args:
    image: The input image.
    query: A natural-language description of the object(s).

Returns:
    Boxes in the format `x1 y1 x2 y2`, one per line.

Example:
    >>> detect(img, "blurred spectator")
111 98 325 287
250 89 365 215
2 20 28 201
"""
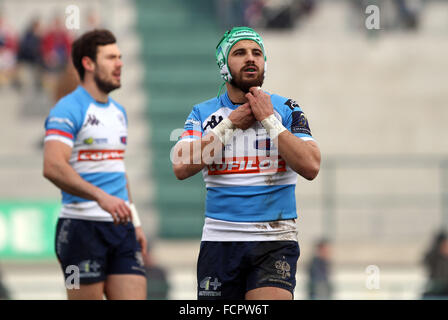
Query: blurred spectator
143 246 170 300
307 238 333 300
17 18 44 89
17 18 43 67
0 14 18 88
244 0 266 28
422 231 448 299
215 0 247 29
394 0 422 30
215 0 317 30
0 38 17 87
40 15 73 101
41 16 72 73
263 0 316 29
0 266 10 300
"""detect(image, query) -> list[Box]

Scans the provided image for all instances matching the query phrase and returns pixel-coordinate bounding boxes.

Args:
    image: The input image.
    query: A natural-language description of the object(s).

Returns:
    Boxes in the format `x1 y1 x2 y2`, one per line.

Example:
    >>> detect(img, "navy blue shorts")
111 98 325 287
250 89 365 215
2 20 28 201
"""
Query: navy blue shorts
197 241 300 300
55 218 146 284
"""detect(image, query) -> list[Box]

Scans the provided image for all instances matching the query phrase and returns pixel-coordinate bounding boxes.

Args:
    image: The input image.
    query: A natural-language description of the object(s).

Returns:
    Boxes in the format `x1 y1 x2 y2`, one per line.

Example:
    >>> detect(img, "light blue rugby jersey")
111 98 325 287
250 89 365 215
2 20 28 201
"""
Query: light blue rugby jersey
44 86 129 221
179 91 315 223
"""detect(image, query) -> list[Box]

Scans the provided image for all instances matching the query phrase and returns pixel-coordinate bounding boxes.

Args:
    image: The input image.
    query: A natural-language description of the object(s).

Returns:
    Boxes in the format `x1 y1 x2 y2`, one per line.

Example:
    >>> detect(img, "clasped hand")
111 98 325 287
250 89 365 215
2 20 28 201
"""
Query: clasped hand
228 87 274 130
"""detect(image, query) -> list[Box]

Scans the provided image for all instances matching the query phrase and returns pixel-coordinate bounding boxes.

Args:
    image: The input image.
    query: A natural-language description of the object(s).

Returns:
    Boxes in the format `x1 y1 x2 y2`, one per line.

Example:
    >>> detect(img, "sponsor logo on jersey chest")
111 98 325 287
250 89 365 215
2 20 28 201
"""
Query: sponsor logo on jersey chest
78 149 124 161
208 156 286 175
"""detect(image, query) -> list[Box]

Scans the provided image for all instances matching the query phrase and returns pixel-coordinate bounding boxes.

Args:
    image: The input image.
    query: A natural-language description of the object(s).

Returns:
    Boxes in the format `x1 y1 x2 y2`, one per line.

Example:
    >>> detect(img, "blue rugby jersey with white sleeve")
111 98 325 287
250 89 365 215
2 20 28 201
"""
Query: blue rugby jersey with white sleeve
44 86 129 221
178 91 315 241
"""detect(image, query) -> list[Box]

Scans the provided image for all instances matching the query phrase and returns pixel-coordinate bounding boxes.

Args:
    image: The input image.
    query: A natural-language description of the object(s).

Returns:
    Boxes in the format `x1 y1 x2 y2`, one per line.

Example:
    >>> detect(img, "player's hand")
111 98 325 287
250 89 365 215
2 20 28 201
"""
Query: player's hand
135 226 148 259
246 87 274 121
96 192 131 225
228 102 256 130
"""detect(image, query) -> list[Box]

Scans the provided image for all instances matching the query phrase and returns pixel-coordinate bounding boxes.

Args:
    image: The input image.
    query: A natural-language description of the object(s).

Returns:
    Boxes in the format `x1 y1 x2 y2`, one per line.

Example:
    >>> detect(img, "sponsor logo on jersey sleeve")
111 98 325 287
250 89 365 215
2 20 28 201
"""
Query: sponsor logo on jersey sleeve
291 111 312 136
284 98 300 110
185 119 201 127
47 117 75 129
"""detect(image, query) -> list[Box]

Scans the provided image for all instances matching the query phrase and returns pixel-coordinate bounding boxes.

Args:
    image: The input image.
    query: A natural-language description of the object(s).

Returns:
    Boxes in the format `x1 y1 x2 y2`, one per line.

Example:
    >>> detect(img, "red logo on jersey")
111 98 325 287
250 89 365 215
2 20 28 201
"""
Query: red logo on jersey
78 150 124 161
207 156 286 175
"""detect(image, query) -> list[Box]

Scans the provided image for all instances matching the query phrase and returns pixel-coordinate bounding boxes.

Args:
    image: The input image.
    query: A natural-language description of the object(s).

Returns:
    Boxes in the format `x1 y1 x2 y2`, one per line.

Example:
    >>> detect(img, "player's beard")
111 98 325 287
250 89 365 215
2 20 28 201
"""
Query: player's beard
230 65 264 93
94 68 121 94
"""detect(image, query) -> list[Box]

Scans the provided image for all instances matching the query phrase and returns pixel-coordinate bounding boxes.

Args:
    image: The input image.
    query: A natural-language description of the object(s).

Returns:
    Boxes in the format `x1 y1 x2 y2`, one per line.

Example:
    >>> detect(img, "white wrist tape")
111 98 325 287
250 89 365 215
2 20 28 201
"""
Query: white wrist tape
261 114 286 141
211 118 236 145
130 203 141 227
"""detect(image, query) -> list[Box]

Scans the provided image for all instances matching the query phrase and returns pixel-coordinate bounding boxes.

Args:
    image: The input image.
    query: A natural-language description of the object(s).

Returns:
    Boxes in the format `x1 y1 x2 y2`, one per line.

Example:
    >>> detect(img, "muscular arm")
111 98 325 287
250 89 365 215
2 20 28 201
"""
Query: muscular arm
172 103 255 180
246 87 321 180
172 132 220 180
43 140 131 223
276 132 320 180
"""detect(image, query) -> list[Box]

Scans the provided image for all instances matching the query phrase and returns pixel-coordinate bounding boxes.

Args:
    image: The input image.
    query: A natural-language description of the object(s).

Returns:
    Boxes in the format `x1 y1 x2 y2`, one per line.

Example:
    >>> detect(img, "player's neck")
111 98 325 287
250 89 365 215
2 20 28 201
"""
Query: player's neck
81 80 109 104
226 83 247 105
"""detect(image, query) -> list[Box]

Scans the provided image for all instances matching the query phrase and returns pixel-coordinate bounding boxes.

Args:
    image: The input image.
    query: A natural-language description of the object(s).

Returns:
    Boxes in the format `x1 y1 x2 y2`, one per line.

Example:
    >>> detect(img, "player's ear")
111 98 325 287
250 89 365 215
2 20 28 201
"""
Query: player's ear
82 56 95 74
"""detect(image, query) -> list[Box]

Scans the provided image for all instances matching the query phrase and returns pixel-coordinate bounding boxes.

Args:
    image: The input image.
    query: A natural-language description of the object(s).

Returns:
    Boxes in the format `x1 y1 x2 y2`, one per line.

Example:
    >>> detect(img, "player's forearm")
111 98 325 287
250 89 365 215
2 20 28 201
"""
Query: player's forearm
173 162 205 180
172 133 223 180
43 160 106 201
276 131 321 180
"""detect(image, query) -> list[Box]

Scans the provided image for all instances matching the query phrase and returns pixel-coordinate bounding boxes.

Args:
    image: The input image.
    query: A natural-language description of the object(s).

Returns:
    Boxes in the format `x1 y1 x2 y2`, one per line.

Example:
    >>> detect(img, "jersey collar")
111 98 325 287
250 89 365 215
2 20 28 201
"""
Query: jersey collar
220 91 242 110
77 85 111 108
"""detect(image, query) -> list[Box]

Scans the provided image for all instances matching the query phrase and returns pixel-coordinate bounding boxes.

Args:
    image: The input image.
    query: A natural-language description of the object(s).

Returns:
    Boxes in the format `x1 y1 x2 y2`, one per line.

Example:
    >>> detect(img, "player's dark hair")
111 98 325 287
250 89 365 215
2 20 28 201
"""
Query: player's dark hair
71 29 116 80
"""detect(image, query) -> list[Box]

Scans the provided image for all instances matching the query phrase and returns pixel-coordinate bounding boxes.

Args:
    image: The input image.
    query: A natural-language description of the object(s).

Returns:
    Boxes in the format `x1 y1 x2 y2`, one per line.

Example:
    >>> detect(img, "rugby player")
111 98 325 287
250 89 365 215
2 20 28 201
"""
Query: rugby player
172 27 321 300
43 29 147 300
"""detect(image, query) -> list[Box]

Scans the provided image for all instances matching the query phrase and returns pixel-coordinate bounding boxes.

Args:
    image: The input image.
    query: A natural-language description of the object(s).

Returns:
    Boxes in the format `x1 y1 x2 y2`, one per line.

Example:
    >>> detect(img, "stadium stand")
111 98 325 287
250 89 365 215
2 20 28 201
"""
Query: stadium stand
135 0 222 238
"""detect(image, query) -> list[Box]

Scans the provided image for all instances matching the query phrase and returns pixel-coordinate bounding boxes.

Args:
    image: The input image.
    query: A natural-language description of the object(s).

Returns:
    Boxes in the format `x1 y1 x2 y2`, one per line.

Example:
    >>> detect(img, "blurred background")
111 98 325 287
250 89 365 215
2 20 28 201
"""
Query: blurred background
0 0 447 300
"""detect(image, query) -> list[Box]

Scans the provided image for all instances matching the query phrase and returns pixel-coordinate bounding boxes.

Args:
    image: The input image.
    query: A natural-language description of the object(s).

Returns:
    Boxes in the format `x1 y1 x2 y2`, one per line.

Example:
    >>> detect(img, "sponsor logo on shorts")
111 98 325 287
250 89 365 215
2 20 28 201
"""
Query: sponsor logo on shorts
135 251 144 267
78 149 124 161
274 257 291 279
56 219 71 256
78 260 101 278
198 277 222 297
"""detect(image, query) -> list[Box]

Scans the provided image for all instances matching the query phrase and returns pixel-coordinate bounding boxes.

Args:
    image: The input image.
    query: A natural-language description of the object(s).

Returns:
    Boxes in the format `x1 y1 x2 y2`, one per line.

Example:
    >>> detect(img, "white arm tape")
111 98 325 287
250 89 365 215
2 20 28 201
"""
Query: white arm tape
130 203 141 227
261 114 287 141
211 118 236 145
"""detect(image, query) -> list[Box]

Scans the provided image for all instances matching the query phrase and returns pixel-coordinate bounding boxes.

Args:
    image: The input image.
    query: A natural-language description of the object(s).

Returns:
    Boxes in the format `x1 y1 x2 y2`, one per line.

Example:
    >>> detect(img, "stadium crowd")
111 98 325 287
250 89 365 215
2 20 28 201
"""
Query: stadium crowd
0 10 103 106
